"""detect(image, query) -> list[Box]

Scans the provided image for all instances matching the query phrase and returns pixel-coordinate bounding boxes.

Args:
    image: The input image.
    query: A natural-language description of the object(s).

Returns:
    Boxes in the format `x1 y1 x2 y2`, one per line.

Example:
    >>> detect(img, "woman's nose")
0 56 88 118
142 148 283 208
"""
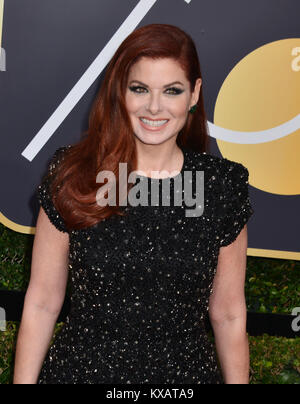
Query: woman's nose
146 92 163 114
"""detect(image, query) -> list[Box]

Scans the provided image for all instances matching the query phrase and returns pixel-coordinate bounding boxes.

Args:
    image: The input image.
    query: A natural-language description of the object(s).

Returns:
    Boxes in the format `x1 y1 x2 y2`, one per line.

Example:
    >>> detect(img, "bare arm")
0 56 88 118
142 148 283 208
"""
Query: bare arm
209 225 249 384
13 207 69 384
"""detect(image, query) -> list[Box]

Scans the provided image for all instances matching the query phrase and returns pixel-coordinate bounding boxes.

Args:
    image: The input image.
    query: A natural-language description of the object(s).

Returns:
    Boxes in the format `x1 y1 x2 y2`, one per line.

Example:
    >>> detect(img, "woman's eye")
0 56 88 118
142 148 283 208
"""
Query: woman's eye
166 87 184 95
129 86 146 93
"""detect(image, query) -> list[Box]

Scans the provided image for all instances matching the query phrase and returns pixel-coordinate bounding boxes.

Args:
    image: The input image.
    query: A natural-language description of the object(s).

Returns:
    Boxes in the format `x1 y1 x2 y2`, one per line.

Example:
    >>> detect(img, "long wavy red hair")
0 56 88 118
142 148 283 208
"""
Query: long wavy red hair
50 24 210 230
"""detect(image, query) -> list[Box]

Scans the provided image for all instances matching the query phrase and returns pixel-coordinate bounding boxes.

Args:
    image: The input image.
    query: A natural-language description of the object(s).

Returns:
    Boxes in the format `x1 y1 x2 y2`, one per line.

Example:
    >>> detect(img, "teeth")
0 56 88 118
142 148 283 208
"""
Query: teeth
140 118 168 127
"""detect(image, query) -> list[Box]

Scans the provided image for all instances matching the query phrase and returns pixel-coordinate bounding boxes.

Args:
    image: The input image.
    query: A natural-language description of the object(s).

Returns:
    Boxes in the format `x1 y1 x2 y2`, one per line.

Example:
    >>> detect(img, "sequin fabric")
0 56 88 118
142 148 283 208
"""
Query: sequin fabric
36 145 254 384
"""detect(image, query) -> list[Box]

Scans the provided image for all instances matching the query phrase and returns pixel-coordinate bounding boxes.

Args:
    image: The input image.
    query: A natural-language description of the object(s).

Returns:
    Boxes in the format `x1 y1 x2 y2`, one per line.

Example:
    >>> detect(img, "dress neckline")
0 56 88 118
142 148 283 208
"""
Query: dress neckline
134 147 188 182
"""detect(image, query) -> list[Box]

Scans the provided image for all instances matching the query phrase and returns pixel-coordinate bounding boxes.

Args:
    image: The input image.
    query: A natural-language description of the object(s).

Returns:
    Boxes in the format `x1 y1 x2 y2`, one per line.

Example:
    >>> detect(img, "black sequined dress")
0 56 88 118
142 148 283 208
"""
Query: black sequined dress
36 145 254 384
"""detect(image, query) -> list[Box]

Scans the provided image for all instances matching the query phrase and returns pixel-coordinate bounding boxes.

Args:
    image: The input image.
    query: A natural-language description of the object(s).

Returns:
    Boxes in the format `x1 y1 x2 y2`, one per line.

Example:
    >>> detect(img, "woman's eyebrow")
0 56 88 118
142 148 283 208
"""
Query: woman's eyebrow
129 80 184 88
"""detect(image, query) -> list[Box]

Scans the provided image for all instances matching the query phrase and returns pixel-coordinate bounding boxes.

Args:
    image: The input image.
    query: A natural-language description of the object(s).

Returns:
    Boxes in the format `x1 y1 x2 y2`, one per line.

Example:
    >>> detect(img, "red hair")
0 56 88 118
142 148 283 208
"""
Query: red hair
51 24 210 230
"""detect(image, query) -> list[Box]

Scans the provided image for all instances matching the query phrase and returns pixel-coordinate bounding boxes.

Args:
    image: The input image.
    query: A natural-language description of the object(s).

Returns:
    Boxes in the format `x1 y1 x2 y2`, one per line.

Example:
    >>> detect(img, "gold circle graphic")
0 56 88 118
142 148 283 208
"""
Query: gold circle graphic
214 38 300 195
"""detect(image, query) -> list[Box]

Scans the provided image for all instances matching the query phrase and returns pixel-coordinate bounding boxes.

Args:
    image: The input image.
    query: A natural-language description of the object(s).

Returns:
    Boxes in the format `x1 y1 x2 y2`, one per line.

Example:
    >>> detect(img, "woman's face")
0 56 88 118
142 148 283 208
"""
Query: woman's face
125 57 202 146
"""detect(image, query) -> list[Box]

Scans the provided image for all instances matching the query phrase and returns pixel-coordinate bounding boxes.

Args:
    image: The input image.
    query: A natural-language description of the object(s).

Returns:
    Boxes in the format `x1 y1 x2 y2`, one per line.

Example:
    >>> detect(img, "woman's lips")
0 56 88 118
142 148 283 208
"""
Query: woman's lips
139 117 169 131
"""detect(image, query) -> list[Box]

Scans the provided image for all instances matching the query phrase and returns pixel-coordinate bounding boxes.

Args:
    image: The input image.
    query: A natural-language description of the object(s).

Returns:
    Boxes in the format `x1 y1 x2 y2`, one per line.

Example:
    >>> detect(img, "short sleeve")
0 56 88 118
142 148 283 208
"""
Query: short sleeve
218 160 254 247
37 146 70 233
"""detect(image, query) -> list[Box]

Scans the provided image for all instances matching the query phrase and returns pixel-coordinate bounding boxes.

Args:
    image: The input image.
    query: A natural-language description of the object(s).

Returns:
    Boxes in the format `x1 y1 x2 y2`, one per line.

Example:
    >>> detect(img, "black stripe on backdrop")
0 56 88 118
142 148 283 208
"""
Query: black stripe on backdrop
0 290 299 338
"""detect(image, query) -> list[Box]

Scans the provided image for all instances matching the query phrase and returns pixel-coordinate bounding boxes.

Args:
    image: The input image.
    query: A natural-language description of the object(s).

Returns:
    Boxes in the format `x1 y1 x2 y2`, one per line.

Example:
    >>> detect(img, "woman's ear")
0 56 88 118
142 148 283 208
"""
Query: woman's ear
190 78 202 107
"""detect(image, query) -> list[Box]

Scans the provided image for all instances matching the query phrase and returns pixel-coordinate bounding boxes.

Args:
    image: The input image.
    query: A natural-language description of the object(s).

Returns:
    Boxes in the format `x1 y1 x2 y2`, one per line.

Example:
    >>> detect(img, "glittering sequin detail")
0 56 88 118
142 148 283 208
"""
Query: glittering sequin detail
37 146 71 233
218 160 254 247
36 146 254 384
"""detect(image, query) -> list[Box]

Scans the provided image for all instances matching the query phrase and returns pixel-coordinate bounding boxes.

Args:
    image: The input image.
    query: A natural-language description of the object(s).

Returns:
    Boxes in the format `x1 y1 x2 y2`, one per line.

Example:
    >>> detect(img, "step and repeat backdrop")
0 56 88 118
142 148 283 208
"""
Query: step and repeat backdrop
0 0 299 260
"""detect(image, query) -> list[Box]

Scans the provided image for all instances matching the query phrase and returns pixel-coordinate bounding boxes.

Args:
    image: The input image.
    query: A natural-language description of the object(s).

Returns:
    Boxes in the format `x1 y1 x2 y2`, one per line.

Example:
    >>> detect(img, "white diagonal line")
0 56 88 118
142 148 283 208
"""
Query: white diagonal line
0 0 4 49
21 0 158 161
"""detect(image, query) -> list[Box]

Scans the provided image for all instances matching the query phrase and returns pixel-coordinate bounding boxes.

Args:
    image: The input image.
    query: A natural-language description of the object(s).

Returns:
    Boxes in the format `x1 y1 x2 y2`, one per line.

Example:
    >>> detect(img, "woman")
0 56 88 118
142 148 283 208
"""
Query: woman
13 24 254 384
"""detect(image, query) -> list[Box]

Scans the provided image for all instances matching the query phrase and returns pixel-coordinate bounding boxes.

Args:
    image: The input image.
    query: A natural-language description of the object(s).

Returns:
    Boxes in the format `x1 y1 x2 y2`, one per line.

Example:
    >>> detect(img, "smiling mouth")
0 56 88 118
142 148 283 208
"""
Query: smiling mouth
139 117 169 128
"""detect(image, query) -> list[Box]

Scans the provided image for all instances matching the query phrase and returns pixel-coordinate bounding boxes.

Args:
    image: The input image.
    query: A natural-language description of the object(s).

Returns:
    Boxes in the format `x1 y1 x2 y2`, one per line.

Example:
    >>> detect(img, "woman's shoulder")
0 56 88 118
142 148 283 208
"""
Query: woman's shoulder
43 144 72 177
50 144 72 164
37 145 73 233
185 149 249 183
